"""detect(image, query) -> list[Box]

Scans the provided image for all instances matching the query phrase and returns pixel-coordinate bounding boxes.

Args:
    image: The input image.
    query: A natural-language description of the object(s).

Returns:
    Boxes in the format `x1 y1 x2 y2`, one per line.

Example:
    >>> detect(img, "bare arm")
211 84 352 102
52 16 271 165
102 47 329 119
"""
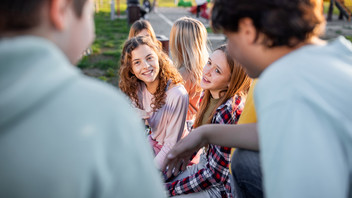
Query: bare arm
201 123 259 150
161 123 259 176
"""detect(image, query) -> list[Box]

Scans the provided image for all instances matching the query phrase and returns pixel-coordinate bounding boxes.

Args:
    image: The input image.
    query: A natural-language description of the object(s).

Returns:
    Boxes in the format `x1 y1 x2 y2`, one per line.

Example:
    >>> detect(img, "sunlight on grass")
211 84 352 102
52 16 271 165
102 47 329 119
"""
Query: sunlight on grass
78 9 129 85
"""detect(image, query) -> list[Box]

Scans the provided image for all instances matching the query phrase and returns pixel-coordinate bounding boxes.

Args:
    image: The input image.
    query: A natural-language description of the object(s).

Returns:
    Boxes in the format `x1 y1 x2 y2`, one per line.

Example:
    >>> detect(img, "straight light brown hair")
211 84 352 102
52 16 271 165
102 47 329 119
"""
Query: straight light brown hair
193 45 251 128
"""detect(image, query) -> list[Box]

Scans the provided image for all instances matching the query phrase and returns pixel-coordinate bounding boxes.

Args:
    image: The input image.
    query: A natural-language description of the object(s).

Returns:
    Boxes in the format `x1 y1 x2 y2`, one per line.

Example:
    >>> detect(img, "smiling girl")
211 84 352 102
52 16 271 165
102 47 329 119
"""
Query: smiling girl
165 45 251 198
119 36 189 168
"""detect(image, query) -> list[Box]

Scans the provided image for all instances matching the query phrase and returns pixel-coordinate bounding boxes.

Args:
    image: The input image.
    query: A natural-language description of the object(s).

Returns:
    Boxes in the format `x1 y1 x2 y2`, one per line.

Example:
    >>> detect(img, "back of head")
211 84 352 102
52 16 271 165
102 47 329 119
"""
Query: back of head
0 0 88 33
211 0 325 47
169 17 208 88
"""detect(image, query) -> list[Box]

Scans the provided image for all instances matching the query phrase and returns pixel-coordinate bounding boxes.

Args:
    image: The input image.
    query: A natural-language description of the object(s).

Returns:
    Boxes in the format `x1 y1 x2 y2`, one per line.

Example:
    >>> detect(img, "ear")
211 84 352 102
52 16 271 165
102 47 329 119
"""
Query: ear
49 0 71 30
237 18 257 45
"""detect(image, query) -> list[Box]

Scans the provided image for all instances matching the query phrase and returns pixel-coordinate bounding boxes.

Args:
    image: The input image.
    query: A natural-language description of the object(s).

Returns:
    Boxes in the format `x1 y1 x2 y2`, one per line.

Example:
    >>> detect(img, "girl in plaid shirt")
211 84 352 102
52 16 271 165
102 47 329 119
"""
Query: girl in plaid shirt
165 45 251 198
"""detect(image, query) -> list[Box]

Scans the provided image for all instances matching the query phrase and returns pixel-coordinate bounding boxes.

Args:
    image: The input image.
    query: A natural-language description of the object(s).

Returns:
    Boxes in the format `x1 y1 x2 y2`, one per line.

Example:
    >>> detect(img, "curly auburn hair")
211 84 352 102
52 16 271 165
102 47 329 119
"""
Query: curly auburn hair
119 36 183 112
211 0 325 48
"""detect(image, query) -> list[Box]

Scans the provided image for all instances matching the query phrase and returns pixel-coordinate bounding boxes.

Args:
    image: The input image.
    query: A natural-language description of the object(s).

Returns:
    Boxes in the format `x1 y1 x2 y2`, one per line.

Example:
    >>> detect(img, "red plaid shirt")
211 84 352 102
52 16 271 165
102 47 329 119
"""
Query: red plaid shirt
166 95 244 197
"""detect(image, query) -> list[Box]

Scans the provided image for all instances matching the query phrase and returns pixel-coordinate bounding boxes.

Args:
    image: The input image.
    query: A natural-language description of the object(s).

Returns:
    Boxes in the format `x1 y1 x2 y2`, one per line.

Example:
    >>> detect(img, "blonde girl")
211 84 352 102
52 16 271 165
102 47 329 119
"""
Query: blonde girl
169 17 209 128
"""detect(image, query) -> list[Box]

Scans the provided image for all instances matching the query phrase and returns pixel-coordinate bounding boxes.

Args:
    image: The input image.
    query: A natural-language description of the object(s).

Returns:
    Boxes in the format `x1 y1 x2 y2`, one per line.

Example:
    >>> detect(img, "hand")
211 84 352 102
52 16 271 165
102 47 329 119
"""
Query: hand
161 127 208 178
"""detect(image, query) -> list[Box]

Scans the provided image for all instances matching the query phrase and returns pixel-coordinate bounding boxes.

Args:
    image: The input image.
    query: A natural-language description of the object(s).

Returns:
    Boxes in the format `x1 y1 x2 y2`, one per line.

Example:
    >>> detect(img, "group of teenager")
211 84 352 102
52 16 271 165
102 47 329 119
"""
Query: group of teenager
123 16 252 197
1 0 351 198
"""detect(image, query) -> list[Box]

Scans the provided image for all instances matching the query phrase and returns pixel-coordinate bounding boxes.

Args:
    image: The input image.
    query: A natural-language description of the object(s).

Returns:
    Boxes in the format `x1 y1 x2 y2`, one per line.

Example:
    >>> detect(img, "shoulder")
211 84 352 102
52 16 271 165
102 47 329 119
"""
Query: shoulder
167 84 188 97
165 84 189 104
218 95 244 112
68 75 133 111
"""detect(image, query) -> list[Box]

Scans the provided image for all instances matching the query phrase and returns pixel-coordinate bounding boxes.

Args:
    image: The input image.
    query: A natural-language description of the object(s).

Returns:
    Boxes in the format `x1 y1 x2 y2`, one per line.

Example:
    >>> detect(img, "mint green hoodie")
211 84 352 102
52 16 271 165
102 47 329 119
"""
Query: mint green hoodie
0 36 167 198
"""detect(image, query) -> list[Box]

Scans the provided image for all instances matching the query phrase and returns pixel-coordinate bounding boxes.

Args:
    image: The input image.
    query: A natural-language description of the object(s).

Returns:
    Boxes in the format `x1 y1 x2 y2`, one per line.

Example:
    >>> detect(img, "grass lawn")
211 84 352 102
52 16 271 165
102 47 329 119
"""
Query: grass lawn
346 35 352 42
77 0 179 86
78 11 129 86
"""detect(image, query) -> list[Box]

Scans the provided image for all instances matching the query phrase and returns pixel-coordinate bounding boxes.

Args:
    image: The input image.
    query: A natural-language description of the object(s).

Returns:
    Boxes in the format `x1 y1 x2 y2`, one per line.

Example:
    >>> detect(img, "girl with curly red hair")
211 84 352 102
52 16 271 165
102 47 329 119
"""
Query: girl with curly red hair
119 36 189 168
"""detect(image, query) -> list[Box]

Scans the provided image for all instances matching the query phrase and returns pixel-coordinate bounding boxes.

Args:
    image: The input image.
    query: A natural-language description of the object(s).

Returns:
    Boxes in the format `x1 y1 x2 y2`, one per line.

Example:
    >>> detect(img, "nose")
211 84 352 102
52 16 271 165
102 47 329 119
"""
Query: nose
203 65 211 77
142 60 150 69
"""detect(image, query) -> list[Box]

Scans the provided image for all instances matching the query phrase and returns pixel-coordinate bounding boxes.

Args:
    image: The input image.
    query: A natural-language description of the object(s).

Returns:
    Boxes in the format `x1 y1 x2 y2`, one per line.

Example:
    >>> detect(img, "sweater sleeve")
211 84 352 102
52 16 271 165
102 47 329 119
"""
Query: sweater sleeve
154 86 189 168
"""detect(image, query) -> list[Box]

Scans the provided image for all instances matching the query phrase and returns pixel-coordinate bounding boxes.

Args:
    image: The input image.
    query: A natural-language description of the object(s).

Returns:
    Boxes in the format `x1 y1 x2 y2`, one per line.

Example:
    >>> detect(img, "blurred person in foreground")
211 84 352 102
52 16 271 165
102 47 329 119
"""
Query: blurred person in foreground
0 0 167 197
162 0 352 197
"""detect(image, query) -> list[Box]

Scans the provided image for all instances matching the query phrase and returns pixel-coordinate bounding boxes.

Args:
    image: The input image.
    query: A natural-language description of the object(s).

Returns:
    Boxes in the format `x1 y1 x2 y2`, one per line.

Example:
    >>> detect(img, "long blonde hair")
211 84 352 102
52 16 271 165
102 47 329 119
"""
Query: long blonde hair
169 17 209 92
119 36 183 112
193 45 251 128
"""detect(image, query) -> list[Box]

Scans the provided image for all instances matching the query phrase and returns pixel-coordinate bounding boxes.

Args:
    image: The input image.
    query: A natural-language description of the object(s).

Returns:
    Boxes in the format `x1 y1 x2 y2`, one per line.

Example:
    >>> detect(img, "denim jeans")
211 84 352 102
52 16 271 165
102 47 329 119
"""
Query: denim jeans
231 149 263 198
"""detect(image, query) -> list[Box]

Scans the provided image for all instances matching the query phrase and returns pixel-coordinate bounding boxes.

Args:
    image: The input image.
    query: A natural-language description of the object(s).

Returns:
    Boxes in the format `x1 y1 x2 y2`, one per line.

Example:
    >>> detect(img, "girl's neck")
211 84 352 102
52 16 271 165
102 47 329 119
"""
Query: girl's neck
145 78 160 94
210 90 226 99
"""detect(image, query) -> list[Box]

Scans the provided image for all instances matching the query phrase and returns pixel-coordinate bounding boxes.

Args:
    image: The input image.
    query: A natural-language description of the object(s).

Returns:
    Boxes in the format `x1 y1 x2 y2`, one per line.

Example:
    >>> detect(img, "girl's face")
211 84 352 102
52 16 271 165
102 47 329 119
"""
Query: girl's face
136 29 150 37
201 50 231 99
131 44 160 89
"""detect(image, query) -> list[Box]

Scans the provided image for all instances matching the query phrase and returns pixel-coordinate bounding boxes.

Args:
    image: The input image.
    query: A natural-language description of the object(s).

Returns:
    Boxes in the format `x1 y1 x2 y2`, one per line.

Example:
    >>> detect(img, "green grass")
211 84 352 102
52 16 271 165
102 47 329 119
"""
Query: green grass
346 35 352 42
78 0 183 85
206 27 213 33
77 10 129 85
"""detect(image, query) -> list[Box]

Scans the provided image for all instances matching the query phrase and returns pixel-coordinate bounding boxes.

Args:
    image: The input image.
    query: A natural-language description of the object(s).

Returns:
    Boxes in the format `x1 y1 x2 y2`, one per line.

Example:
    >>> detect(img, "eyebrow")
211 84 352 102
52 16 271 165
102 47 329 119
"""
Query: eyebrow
146 54 153 58
132 53 153 62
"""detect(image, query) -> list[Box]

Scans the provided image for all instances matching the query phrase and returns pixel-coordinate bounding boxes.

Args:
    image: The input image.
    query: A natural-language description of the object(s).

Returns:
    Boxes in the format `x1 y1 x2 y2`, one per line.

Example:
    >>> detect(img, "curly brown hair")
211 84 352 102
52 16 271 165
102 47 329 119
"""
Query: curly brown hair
119 36 183 112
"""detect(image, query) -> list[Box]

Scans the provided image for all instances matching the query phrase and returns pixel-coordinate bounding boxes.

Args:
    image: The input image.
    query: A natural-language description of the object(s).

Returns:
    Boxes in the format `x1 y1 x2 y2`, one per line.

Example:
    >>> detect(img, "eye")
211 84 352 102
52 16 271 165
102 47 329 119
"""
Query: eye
147 56 153 61
215 68 221 74
207 60 211 65
133 61 140 66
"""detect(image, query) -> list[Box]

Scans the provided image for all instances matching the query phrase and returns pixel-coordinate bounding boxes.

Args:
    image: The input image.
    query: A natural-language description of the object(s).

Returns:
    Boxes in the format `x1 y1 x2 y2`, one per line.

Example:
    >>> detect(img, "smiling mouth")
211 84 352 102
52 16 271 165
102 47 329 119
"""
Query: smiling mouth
202 77 210 83
142 69 153 76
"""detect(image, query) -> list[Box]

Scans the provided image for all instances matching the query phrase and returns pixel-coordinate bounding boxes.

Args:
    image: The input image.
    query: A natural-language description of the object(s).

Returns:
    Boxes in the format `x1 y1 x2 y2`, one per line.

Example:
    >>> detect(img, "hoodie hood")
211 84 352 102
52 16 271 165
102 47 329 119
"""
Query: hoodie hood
0 36 80 129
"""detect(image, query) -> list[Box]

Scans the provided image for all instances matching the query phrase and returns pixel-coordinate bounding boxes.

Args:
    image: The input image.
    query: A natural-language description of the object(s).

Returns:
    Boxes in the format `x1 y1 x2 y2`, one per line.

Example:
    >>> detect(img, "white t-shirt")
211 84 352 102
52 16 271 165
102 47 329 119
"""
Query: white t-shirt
255 37 352 198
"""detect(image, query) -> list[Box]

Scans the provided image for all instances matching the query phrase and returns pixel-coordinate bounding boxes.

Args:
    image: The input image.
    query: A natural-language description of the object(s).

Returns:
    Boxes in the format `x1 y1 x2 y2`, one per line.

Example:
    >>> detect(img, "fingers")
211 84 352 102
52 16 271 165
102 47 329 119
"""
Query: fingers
181 159 188 172
172 159 184 176
161 151 176 172
166 160 177 178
